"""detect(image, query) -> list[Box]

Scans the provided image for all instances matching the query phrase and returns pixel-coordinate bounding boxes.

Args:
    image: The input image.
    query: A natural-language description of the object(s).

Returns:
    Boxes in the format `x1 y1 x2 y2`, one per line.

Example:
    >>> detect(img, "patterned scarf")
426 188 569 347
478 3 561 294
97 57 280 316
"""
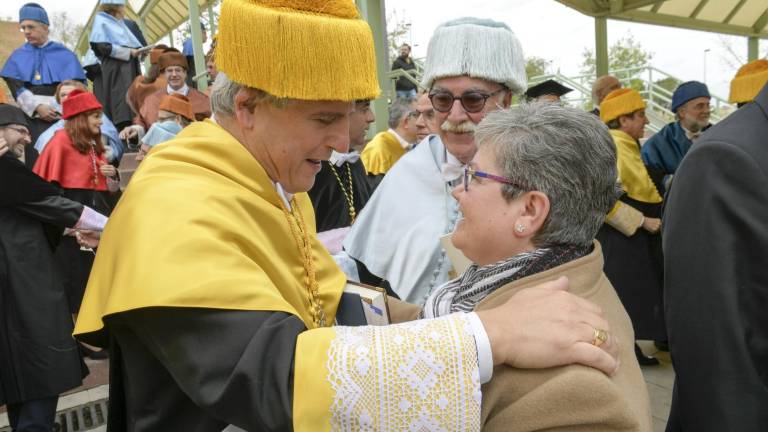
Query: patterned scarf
421 244 591 318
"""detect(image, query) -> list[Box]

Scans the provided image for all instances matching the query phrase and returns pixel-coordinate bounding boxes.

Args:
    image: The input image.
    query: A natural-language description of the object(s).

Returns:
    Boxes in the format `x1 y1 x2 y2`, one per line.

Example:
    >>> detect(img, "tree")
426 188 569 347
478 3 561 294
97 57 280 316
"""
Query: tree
525 56 551 78
386 9 411 64
581 32 653 92
654 76 681 94
49 11 84 51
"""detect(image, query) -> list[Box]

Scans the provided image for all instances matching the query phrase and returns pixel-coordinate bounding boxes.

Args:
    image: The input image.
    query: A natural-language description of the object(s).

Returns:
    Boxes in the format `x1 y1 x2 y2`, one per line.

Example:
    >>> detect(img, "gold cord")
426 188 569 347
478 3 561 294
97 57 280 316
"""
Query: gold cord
328 163 356 224
278 198 327 328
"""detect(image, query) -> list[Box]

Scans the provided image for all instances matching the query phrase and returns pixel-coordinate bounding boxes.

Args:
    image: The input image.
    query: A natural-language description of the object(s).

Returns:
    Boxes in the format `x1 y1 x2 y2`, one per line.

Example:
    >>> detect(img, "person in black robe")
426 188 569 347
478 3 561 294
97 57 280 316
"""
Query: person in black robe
0 105 107 431
662 83 768 432
89 1 143 131
309 100 376 232
0 2 86 167
524 79 573 103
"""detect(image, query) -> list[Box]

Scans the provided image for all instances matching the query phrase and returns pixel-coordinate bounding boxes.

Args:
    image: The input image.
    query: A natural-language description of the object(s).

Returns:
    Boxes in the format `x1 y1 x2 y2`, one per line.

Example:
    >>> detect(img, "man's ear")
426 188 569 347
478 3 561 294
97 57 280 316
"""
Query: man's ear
502 90 513 108
233 88 257 129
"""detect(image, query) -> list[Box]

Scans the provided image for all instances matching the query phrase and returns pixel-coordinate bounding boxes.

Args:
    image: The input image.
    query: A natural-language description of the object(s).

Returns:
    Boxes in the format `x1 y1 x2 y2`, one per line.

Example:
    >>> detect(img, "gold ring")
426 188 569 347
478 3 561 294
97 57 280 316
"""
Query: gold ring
592 328 608 347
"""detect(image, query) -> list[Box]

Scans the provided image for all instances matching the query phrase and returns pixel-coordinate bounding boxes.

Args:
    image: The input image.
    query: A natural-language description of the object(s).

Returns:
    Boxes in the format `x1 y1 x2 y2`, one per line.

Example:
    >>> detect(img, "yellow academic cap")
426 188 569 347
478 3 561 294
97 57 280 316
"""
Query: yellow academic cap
729 59 768 104
216 0 380 101
600 88 646 123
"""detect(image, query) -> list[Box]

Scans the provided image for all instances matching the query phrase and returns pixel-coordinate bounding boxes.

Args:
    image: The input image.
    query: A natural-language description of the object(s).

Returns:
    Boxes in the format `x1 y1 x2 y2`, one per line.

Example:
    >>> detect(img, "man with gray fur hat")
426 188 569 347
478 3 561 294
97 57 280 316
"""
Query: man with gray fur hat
344 17 526 304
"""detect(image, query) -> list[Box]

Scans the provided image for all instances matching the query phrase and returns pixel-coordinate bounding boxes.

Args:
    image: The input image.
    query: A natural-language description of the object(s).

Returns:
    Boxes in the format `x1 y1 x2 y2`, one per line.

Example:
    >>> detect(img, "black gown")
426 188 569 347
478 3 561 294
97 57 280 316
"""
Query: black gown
82 308 302 431
597 196 665 340
308 159 373 232
54 188 115 314
90 42 142 129
0 155 88 405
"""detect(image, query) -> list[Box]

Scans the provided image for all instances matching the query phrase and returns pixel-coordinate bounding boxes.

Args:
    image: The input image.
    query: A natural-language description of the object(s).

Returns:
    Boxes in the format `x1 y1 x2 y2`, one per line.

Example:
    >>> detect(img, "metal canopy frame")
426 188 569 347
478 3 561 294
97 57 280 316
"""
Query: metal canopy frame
556 0 768 77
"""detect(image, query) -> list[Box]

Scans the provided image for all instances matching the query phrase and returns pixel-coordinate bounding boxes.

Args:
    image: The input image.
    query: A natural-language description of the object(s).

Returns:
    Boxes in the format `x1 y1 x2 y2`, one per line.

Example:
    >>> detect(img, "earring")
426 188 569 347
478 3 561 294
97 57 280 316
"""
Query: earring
515 224 526 233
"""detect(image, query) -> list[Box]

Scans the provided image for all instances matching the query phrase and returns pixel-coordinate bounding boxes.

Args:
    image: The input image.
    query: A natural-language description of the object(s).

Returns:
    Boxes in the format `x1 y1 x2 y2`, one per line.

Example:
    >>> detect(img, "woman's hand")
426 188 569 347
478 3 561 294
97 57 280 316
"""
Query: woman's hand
476 276 620 376
99 162 118 179
642 217 661 234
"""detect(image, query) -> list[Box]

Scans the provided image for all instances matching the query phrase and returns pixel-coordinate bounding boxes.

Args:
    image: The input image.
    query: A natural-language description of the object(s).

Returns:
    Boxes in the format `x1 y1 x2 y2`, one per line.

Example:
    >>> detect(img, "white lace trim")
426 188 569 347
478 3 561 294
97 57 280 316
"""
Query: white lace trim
327 314 482 431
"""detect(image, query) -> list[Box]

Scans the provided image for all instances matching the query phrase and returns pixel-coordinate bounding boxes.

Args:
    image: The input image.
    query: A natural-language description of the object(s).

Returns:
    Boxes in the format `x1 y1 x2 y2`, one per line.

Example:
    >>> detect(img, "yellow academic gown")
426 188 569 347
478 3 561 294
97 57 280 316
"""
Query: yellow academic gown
74 120 482 431
360 130 407 175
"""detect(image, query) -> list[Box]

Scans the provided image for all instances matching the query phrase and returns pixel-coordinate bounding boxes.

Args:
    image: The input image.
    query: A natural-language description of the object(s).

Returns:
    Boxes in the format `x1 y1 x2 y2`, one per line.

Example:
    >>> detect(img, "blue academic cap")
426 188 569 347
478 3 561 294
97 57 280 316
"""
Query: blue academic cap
671 81 710 112
19 3 49 26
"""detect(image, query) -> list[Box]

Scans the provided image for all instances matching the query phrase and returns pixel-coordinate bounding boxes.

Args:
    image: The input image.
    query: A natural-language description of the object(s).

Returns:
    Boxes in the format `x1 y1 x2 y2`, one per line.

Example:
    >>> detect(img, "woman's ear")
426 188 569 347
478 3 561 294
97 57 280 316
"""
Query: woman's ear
513 191 550 238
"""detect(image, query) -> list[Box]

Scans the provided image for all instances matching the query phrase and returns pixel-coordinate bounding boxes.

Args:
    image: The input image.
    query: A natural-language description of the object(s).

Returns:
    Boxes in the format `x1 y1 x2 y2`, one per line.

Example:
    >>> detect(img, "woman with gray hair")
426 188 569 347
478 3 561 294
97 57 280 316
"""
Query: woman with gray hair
418 103 652 431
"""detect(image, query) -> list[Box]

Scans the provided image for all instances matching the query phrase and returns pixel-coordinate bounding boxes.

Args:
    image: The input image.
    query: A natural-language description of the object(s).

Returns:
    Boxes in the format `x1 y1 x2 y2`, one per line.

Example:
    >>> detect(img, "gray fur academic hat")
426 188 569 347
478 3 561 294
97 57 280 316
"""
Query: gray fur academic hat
420 17 527 94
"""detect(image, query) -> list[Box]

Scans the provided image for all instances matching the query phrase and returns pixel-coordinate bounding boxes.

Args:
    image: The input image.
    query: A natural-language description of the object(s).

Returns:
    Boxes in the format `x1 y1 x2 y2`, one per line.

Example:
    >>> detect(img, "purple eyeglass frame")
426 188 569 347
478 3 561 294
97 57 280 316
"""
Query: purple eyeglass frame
463 166 524 192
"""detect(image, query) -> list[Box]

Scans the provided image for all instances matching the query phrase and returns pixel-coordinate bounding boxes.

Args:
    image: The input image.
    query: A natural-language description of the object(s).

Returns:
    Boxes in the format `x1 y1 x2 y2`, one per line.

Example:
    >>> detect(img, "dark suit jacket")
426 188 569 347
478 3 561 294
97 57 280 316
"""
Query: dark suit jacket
662 83 768 431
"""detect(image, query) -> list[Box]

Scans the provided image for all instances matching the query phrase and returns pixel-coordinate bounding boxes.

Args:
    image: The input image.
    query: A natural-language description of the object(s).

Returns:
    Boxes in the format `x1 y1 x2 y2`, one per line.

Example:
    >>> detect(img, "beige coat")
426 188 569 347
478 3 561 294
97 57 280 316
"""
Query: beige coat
389 241 652 431
477 242 651 431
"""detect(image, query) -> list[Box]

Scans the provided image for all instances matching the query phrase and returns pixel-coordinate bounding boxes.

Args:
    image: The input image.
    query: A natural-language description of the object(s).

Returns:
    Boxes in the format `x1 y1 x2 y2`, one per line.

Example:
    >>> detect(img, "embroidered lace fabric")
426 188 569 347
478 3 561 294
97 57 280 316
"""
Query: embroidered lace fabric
327 314 482 431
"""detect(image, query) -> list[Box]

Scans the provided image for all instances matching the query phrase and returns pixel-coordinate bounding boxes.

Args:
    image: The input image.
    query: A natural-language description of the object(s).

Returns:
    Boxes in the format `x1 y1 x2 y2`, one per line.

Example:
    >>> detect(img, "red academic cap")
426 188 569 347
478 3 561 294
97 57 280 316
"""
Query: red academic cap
62 89 102 119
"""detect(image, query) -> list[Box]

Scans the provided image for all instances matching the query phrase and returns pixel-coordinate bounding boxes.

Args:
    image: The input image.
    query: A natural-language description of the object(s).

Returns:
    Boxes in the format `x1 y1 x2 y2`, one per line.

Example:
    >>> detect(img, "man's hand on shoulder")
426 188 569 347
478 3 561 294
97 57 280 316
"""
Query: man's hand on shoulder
476 276 620 376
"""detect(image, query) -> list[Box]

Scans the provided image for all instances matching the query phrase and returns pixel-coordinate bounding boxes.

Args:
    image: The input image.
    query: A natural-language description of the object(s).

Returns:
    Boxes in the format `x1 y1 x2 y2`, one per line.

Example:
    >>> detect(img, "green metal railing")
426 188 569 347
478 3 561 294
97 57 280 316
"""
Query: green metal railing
529 66 735 133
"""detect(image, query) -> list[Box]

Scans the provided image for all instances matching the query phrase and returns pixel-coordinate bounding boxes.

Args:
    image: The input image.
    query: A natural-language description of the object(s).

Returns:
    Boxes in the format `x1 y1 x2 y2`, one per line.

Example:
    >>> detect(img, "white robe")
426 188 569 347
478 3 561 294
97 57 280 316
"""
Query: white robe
343 134 461 304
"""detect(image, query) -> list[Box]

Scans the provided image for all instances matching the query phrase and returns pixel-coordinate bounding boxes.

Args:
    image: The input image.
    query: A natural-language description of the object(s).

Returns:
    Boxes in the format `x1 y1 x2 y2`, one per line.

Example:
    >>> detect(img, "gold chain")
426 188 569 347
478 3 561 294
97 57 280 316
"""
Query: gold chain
278 198 327 328
328 162 356 224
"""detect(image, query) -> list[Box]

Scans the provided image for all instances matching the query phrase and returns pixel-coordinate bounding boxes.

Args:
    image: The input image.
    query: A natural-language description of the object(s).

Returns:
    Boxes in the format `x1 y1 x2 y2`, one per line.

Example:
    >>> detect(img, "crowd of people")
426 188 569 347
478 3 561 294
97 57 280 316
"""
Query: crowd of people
1 0 767 431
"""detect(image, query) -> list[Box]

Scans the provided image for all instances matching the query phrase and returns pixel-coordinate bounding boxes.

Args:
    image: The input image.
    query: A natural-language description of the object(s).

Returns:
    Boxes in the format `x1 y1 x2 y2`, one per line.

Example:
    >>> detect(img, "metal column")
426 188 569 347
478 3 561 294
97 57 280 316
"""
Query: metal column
188 0 208 92
748 36 759 61
595 17 609 78
356 0 389 136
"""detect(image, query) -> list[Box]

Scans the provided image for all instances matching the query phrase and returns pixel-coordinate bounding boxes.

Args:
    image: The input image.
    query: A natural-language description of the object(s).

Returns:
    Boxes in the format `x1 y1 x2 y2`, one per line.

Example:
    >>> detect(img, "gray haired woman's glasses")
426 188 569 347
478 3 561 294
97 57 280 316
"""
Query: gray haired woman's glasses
463 166 524 192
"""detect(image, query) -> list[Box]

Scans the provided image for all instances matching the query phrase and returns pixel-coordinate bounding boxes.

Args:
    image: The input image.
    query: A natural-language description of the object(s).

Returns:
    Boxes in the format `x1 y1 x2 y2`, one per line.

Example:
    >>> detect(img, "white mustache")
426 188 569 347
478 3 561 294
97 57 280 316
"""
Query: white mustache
441 120 476 134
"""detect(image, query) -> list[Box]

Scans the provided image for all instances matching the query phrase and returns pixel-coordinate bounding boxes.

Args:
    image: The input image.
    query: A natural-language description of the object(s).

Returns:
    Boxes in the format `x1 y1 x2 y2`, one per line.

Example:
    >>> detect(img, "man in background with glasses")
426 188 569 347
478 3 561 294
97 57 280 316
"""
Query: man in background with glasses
641 81 711 194
344 17 527 304
1 2 86 167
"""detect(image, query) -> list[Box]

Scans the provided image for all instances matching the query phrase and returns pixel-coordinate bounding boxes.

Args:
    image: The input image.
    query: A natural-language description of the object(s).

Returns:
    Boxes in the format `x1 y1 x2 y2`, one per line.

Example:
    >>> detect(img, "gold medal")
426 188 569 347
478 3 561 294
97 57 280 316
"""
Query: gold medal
34 71 41 81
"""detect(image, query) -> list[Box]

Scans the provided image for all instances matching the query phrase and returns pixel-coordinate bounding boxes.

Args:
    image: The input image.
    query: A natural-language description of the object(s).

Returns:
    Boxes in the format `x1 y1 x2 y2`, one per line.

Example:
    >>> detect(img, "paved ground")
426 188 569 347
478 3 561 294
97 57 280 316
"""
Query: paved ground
638 340 674 432
2 341 674 431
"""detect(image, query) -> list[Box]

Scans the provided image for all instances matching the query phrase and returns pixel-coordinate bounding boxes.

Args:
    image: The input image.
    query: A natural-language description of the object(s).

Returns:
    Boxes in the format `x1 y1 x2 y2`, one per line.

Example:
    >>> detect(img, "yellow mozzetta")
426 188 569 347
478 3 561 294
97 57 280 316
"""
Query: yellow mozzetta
360 130 406 175
604 129 663 236
611 129 663 204
74 120 346 337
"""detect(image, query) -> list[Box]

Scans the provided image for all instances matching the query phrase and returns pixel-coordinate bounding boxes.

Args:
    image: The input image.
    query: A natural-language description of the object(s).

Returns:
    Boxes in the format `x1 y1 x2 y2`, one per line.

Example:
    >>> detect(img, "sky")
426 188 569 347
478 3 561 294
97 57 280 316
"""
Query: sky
1 0 762 99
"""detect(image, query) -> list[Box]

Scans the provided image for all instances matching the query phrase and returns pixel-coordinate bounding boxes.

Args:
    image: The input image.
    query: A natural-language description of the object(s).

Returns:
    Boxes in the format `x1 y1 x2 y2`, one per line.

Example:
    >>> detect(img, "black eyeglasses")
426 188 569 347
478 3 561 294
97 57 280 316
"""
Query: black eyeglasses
428 88 506 113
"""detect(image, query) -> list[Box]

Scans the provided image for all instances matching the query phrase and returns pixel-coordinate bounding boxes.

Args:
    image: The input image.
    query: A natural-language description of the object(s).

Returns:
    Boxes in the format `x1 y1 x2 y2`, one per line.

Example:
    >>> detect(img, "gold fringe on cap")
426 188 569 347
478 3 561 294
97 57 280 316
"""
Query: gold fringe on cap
216 0 380 101
729 59 768 104
600 88 646 123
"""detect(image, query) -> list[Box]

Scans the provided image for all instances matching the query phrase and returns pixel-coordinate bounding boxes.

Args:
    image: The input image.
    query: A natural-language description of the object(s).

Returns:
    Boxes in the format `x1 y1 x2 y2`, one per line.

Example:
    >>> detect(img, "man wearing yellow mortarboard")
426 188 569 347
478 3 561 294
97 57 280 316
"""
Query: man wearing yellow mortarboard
73 1 620 430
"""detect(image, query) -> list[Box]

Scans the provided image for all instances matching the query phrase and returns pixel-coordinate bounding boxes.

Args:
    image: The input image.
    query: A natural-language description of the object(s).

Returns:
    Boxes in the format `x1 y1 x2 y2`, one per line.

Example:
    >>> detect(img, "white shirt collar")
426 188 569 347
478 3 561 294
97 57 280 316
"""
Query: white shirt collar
329 150 360 166
388 129 411 150
167 84 190 96
273 181 293 211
